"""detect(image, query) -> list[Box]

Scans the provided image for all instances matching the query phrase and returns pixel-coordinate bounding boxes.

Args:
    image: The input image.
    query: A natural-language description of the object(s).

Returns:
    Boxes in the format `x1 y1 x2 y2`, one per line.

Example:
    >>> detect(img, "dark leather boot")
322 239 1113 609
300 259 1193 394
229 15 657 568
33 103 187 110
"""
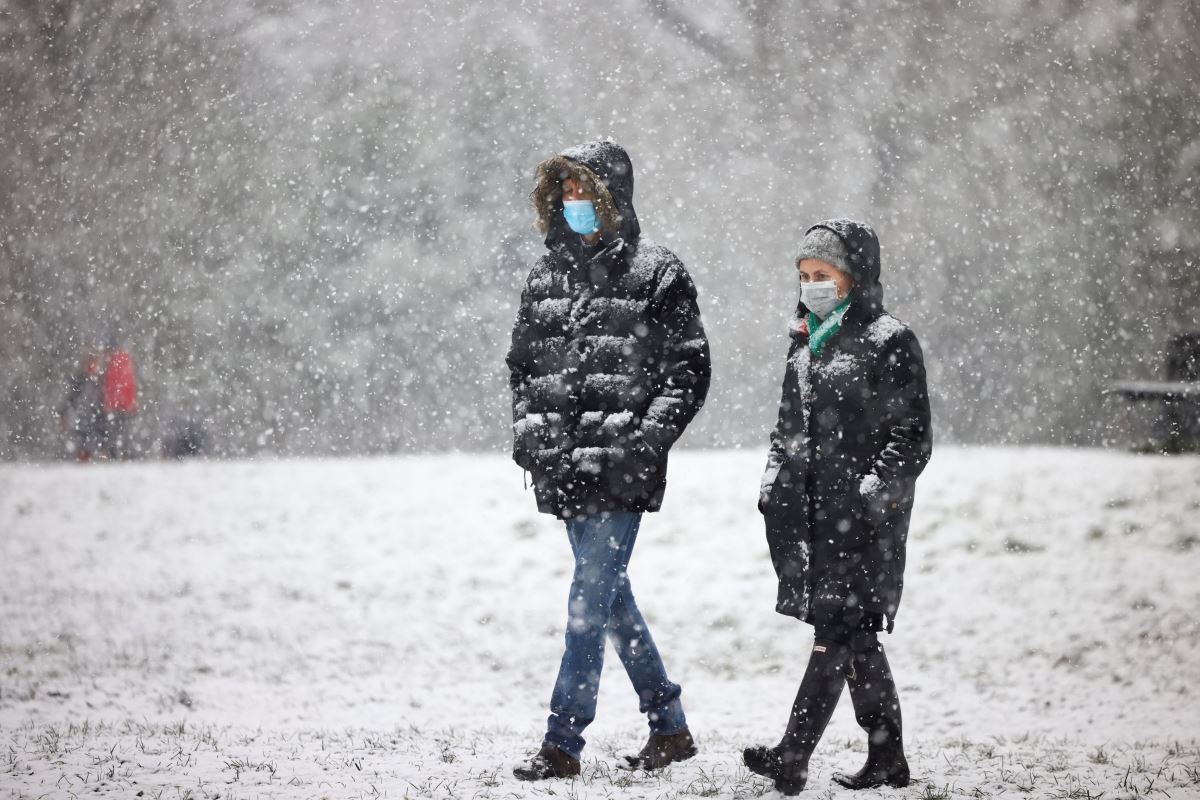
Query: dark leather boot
832 642 910 789
744 642 851 795
621 728 697 770
513 744 581 781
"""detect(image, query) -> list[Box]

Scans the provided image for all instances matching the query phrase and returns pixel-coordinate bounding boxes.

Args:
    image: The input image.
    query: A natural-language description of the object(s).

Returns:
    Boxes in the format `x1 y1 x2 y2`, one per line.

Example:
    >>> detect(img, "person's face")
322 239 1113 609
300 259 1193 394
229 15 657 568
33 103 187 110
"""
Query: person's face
561 177 594 203
798 258 856 298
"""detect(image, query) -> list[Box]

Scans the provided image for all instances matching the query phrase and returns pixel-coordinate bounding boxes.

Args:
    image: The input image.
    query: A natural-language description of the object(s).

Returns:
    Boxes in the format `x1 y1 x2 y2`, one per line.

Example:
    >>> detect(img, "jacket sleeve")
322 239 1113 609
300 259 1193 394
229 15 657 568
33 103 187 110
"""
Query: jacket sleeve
506 279 536 470
636 262 711 456
859 328 933 523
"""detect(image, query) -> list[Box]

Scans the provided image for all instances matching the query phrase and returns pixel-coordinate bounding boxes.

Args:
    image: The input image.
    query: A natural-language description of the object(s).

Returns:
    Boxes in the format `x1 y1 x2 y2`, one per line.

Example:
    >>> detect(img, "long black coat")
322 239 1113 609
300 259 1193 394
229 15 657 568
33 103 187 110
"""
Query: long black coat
507 141 711 519
760 221 931 630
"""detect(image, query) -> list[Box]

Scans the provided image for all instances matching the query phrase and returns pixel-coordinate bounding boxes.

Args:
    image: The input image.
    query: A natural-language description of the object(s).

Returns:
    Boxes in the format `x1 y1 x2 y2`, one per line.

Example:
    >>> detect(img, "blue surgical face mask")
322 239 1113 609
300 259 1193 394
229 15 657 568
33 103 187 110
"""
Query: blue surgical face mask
562 200 601 235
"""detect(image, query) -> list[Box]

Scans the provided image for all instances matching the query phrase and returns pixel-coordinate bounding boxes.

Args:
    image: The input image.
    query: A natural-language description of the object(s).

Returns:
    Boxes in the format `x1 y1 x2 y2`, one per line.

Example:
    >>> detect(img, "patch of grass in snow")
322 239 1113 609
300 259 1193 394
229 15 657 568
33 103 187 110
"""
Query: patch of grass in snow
360 731 390 749
1047 781 1106 799
918 783 953 799
681 766 723 796
223 755 278 779
476 766 503 787
33 724 63 757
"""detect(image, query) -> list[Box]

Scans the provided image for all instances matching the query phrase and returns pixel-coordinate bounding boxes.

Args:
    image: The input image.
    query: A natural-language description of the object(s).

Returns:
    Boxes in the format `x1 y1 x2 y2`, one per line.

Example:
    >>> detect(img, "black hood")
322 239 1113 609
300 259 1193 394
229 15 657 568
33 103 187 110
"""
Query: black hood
795 217 885 323
542 140 641 249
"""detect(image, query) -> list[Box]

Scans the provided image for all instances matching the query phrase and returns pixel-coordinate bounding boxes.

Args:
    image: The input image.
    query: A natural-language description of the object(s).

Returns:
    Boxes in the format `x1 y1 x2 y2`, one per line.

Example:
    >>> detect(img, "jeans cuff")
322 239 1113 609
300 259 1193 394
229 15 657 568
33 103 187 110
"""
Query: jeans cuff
542 733 583 761
647 696 687 735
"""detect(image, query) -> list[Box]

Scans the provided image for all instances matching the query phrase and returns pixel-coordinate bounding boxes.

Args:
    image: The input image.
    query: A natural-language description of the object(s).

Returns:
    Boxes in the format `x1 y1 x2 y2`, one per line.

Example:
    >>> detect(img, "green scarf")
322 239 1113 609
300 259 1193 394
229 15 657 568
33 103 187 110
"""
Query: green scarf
808 294 853 358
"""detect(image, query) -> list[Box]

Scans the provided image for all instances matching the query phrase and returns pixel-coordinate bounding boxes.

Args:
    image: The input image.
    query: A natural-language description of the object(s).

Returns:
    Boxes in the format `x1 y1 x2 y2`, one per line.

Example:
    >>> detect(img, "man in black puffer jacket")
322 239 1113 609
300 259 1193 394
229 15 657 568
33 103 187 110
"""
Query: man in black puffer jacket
508 140 710 780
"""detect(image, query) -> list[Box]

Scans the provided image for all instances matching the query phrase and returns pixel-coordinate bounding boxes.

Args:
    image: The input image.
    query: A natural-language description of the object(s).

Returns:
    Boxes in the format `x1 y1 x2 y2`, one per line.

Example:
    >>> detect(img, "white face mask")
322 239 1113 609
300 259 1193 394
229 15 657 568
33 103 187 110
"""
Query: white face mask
801 280 841 319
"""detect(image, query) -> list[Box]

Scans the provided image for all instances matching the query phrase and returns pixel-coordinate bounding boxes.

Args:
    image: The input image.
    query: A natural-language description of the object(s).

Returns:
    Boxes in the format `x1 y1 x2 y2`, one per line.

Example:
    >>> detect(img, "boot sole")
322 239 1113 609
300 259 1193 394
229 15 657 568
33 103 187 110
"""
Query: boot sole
513 768 580 781
620 745 698 772
831 771 910 789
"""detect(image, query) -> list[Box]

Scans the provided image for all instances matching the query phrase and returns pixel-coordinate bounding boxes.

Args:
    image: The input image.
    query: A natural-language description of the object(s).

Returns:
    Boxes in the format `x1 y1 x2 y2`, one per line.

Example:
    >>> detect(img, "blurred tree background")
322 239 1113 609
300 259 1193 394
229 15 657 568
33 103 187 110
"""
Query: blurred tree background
2 0 1197 458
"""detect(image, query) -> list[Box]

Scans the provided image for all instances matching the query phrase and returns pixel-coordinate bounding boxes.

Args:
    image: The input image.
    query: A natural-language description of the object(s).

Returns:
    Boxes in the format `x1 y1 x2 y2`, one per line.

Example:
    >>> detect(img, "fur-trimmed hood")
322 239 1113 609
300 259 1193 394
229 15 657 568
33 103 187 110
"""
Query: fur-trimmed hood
531 139 641 246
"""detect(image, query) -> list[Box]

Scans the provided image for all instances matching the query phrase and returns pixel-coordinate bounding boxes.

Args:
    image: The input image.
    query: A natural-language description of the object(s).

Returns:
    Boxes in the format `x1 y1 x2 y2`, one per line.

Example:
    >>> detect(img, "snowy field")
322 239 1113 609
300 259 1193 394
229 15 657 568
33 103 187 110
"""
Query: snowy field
2 447 1199 799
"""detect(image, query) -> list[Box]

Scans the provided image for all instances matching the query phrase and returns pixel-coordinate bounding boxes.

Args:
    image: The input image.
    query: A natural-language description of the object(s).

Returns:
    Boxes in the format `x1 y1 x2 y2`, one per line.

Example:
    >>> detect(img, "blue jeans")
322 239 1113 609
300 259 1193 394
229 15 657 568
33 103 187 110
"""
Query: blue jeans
544 511 687 758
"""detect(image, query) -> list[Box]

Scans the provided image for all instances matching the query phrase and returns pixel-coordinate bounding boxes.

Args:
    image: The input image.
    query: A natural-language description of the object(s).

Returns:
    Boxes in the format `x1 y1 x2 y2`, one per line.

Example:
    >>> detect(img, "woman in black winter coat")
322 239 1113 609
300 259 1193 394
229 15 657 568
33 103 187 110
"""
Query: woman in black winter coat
743 219 932 795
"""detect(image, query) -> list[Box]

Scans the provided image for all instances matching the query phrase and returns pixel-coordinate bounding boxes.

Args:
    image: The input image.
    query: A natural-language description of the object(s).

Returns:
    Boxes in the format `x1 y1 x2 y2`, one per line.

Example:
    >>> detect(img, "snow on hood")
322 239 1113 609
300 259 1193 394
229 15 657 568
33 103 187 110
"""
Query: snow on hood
793 217 885 329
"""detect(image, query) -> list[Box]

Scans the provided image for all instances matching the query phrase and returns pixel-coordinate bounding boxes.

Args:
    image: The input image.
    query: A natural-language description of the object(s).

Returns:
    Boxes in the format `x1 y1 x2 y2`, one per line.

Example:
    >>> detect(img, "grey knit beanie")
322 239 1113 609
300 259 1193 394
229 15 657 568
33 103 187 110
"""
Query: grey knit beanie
795 226 852 274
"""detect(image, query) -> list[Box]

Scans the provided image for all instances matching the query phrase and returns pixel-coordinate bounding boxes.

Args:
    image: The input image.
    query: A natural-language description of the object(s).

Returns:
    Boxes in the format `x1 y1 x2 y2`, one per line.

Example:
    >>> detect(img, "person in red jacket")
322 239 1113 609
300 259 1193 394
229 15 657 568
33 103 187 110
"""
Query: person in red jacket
99 341 139 460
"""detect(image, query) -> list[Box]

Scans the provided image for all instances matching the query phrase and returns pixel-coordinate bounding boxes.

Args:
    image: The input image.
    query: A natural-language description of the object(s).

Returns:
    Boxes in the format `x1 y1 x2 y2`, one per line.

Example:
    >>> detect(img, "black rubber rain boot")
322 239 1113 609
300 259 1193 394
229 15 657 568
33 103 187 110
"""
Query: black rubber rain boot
832 642 910 789
743 641 851 795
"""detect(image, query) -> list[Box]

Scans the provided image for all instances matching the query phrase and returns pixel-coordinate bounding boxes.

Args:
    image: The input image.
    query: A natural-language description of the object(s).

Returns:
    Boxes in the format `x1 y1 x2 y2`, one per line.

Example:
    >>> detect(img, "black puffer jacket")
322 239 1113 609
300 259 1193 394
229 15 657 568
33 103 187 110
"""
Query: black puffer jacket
760 219 932 630
507 141 711 519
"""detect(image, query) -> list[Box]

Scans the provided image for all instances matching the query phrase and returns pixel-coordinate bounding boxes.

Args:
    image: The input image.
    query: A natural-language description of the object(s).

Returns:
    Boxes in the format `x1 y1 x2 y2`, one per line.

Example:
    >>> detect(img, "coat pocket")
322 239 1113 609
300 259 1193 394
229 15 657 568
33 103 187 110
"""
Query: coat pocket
857 473 917 527
515 412 569 469
758 462 782 513
605 438 661 501
814 483 874 551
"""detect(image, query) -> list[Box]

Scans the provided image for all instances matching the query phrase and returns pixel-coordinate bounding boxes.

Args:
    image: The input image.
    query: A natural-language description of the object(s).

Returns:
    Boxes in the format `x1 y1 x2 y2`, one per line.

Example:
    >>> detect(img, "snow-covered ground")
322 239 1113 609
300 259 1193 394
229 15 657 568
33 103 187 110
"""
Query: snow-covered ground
2 447 1198 799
